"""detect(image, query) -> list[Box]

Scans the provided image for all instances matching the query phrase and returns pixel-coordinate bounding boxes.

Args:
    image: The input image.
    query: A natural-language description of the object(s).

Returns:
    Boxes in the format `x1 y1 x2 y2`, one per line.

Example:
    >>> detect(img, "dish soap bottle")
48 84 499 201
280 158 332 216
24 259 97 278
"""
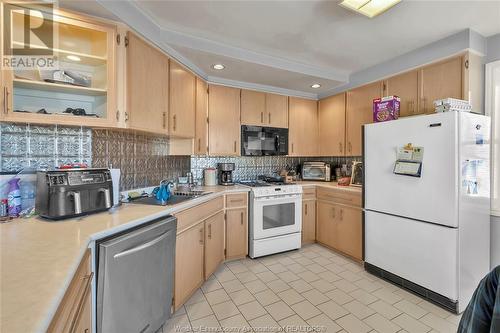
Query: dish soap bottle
7 178 21 217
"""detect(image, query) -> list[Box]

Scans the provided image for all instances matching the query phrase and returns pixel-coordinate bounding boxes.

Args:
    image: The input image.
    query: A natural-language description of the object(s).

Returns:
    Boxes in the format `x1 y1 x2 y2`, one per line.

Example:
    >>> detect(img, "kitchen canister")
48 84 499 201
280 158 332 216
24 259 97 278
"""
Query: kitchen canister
204 168 217 186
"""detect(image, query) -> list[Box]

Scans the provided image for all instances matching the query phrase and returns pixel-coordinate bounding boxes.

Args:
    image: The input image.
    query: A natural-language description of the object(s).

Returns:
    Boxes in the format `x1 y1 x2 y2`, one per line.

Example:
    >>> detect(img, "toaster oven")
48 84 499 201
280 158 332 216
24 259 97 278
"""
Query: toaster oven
301 162 331 181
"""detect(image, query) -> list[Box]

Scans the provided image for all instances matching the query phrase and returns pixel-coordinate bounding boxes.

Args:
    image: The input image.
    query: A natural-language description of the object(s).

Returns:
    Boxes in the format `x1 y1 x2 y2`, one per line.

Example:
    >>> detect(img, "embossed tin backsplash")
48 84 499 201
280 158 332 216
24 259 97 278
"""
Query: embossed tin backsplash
0 123 92 172
92 129 190 190
190 155 361 182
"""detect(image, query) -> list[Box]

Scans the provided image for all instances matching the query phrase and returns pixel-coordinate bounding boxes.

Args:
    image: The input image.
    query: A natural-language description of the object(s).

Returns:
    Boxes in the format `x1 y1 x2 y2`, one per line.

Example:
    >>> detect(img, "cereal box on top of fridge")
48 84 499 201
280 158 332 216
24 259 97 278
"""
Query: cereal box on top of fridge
373 96 400 122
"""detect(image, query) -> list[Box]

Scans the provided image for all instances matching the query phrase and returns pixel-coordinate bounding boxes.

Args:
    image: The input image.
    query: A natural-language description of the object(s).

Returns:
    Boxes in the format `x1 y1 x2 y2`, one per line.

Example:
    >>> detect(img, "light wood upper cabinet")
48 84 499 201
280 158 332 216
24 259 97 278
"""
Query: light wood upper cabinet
241 91 288 128
266 93 288 128
384 70 420 117
241 90 266 126
226 208 248 260
302 200 316 245
288 97 318 156
175 223 205 310
319 93 346 156
420 56 462 114
204 211 225 279
126 31 169 134
194 78 208 155
169 61 196 138
208 85 241 156
0 3 116 127
346 81 382 156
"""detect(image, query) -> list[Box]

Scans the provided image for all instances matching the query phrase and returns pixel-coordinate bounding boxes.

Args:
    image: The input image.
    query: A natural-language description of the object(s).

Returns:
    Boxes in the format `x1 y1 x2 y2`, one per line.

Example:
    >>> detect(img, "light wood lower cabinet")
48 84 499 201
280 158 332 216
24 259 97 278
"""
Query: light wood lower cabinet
175 223 205 310
225 208 248 260
48 250 92 333
316 188 363 261
302 200 316 244
204 211 225 279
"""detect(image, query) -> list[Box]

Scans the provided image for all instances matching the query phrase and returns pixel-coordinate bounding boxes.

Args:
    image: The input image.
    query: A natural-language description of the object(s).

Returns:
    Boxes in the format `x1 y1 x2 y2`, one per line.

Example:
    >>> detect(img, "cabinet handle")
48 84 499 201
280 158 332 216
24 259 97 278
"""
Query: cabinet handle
421 97 426 114
291 143 294 153
198 138 201 152
340 209 344 221
332 207 336 219
116 110 120 121
305 203 308 215
69 272 93 333
208 224 212 239
233 141 237 153
125 112 129 122
199 228 204 244
240 211 244 225
268 113 271 124
173 114 177 131
348 142 352 153
261 112 264 123
162 112 166 129
339 142 343 153
3 87 9 114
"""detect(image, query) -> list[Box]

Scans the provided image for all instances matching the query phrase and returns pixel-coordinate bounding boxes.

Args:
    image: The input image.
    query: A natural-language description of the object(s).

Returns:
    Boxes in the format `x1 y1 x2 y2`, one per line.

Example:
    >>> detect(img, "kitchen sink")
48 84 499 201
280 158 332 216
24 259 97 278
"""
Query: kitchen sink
129 191 212 206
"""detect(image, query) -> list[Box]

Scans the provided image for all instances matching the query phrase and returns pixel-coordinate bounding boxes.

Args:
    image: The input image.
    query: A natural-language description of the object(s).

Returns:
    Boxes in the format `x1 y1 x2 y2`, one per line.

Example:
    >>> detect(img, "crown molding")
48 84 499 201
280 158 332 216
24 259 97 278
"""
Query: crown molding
207 76 319 100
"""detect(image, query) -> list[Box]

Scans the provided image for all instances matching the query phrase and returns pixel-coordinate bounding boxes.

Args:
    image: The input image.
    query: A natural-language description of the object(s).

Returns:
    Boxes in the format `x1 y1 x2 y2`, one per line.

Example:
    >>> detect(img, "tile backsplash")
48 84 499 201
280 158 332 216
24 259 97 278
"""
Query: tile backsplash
0 123 92 172
190 155 361 182
0 122 360 191
92 129 190 190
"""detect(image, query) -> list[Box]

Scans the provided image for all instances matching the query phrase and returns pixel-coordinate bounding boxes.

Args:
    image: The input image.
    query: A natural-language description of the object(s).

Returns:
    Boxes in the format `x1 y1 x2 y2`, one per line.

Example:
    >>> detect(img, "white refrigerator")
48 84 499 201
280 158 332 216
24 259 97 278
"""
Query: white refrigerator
364 111 490 313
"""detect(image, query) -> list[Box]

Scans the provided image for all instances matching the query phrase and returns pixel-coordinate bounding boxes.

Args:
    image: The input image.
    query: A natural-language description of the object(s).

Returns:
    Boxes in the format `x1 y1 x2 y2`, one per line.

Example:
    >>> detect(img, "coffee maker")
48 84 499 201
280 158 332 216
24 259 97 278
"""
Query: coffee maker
217 163 235 186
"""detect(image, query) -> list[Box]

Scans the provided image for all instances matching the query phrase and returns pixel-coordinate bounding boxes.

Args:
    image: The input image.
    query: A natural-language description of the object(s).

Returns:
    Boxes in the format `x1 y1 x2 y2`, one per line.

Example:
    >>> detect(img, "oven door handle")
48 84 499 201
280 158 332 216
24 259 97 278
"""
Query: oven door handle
253 194 302 202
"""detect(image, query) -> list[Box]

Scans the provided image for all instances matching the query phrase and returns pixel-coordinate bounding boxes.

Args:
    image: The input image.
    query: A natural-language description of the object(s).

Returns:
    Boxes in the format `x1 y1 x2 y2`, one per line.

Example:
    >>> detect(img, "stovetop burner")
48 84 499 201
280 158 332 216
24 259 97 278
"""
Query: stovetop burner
239 176 295 187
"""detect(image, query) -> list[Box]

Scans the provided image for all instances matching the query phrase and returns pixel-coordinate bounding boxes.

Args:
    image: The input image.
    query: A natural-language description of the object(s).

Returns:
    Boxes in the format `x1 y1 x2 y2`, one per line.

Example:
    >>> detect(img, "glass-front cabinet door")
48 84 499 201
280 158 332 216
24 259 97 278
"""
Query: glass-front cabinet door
1 2 116 126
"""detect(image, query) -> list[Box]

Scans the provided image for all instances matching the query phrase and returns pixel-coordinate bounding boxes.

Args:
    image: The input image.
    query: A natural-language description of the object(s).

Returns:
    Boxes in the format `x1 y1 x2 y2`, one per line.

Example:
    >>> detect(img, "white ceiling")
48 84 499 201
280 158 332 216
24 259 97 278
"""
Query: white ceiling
60 0 500 97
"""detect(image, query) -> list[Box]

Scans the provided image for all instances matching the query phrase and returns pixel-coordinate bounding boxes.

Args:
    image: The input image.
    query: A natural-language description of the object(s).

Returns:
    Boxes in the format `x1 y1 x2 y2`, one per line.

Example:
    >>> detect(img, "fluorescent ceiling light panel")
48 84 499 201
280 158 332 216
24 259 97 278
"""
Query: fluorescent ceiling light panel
340 0 401 18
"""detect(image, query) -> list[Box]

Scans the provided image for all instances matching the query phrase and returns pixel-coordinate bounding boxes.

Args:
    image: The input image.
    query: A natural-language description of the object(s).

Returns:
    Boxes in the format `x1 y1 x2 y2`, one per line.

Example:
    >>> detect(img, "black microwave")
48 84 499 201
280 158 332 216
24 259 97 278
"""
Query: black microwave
241 125 288 156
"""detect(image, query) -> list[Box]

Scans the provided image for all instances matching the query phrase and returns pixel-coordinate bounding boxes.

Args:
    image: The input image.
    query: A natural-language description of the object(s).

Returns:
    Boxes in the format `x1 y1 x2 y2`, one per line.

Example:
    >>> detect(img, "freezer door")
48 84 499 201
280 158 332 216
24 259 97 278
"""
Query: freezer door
97 217 177 333
364 112 459 227
365 210 458 300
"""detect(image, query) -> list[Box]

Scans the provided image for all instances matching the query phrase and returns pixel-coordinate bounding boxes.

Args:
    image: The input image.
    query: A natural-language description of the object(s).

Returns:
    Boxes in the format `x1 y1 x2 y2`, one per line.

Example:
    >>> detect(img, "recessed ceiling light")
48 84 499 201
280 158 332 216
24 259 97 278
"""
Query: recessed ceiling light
66 55 81 62
311 83 321 89
212 64 225 70
340 0 401 18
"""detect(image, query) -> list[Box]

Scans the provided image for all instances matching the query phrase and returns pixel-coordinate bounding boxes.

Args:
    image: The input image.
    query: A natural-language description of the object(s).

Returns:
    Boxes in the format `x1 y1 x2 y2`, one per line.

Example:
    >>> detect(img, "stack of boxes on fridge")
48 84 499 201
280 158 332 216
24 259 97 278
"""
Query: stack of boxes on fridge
434 98 472 113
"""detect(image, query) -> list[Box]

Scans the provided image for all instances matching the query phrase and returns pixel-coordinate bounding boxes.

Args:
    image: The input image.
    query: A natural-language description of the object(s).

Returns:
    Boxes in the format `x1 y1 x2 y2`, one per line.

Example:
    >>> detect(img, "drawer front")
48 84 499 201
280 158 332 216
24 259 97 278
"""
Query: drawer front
302 187 316 200
175 196 224 233
317 187 361 207
225 193 248 208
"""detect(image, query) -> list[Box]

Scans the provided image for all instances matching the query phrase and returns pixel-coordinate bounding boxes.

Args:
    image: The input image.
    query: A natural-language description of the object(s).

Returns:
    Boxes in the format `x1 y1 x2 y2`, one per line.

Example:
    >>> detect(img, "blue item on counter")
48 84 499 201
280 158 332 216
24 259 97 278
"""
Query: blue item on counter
155 183 171 203
7 178 21 217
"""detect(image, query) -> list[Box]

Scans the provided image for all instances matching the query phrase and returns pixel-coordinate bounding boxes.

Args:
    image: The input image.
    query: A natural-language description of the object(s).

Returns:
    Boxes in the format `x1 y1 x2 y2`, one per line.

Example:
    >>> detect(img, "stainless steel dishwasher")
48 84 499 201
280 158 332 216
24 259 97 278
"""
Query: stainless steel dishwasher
96 216 177 333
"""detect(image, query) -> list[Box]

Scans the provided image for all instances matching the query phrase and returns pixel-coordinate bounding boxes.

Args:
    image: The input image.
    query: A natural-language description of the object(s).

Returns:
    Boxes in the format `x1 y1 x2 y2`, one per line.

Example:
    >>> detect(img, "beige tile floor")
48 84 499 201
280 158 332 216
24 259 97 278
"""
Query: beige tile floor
163 244 461 333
